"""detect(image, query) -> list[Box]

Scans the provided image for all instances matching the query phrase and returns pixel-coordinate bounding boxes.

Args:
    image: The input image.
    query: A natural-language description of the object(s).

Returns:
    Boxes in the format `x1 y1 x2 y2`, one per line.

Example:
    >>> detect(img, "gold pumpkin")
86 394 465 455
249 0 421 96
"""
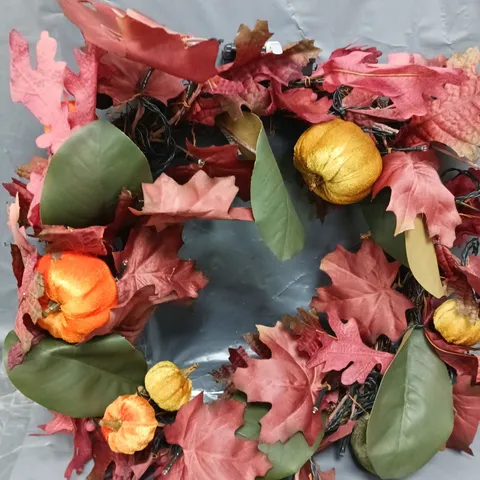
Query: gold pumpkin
294 119 383 204
434 299 480 347
145 361 198 412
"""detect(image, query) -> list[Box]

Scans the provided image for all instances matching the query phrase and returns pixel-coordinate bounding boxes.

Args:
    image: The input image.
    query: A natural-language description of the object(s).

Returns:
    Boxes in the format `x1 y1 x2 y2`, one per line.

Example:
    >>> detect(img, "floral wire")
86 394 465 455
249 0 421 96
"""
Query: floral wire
461 237 480 266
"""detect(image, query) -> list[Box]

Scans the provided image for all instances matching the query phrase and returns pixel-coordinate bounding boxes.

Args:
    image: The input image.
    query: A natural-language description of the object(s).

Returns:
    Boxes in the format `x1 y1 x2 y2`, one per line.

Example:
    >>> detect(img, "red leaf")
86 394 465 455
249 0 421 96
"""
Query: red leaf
64 44 99 128
37 412 76 435
311 239 413 344
10 244 24 288
319 469 336 480
447 375 480 454
131 171 253 230
321 50 464 118
319 420 357 450
308 312 394 385
3 178 33 225
38 225 107 256
58 0 219 83
10 30 70 152
26 172 45 231
164 393 271 480
371 150 461 247
459 255 480 295
231 322 324 446
231 21 273 68
399 48 480 162
98 53 184 105
167 141 253 201
295 462 336 480
104 188 134 245
113 225 208 304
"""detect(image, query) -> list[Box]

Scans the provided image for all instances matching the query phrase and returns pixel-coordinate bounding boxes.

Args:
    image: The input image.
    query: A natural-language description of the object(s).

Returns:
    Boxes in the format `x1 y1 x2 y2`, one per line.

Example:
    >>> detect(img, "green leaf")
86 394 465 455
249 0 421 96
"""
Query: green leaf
40 120 152 228
366 329 454 479
234 398 324 480
361 190 408 266
4 331 148 418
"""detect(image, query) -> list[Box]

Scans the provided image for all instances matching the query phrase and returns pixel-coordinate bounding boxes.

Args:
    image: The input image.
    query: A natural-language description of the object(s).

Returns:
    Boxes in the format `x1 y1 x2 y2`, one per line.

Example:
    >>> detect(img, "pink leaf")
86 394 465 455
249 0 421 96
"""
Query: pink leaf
164 393 271 480
37 412 76 435
3 179 33 225
307 312 394 385
10 30 70 152
231 322 324 446
26 171 45 231
131 171 253 230
372 150 461 247
311 239 413 344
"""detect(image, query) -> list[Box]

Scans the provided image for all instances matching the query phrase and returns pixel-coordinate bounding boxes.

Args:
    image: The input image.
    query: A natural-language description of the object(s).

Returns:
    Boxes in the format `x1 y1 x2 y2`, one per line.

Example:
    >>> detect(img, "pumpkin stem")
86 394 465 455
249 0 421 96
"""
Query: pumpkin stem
42 301 61 318
180 363 199 378
99 418 122 432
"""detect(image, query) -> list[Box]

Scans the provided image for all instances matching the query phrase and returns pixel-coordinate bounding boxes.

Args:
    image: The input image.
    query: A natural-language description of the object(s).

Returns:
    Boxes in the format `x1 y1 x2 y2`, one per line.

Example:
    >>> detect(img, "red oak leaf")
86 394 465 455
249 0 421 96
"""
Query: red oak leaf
10 30 70 152
164 393 271 480
16 156 48 180
37 412 76 435
58 0 219 83
64 44 99 128
104 188 135 245
38 225 107 256
295 462 336 480
447 375 480 454
308 312 394 385
131 171 253 230
10 245 24 288
311 239 413 344
321 50 464 119
26 171 45 231
319 420 357 450
3 178 33 225
187 96 224 126
230 20 273 68
98 53 184 105
399 48 480 162
371 150 461 247
167 141 253 201
231 322 324 446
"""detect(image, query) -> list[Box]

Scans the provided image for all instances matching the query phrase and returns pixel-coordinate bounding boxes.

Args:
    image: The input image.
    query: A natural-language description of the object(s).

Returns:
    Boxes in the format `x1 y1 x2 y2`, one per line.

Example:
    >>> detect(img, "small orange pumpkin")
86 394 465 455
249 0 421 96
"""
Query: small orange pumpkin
100 395 157 454
36 252 118 343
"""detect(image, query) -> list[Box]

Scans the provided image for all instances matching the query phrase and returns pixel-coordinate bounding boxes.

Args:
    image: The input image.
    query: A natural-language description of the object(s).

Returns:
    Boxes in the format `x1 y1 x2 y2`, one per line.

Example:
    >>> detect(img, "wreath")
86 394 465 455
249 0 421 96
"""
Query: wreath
4 1 480 479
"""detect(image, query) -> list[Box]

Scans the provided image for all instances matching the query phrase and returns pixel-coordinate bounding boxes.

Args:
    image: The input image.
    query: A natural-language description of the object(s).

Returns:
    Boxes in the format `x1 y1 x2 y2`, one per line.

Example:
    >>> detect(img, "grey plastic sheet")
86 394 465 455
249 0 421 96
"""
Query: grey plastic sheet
1 0 480 478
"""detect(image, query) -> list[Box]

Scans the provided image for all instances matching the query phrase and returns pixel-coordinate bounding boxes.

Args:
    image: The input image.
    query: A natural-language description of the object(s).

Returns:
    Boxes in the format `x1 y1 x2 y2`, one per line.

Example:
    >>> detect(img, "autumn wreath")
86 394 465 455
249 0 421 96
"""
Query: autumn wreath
4 1 480 479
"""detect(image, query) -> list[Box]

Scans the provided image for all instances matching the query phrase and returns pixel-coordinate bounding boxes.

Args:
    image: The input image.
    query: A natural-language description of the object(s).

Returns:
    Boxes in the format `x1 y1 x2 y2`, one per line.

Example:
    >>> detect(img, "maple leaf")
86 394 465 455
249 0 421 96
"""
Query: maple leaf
130 171 254 230
38 225 107 256
308 312 394 385
167 141 253 201
399 47 480 162
320 49 464 119
64 44 99 128
230 20 273 68
163 393 271 480
58 0 219 83
311 239 413 344
447 374 480 454
231 322 324 446
98 53 184 105
10 30 70 152
371 150 461 247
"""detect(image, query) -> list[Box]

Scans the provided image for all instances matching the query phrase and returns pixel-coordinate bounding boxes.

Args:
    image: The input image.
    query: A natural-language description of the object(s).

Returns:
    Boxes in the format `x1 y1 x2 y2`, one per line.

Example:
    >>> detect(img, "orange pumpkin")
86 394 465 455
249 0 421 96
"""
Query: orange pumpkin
100 395 158 454
36 252 118 343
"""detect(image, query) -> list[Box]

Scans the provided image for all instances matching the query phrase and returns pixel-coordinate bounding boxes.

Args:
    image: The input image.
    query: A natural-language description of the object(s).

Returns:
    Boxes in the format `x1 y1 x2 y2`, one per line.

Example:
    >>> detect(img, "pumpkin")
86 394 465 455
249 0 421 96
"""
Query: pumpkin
100 395 157 454
434 299 480 347
145 361 199 412
36 252 118 343
293 119 383 204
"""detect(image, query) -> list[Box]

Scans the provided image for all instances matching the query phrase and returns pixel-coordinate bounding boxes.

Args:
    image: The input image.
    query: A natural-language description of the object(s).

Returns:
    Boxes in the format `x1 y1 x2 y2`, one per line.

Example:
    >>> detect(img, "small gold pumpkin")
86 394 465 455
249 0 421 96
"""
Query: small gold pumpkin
294 119 383 205
434 299 480 347
145 361 198 412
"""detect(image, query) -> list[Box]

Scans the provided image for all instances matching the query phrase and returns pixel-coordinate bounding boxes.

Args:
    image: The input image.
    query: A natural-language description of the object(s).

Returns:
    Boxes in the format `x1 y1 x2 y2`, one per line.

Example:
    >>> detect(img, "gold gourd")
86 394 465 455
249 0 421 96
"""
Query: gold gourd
145 361 198 412
294 119 383 205
434 299 480 347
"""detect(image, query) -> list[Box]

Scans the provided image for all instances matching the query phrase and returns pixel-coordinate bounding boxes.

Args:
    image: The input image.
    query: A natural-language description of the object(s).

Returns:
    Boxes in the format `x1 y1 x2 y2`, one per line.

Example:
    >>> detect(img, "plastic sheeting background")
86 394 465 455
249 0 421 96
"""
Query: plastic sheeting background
1 0 480 478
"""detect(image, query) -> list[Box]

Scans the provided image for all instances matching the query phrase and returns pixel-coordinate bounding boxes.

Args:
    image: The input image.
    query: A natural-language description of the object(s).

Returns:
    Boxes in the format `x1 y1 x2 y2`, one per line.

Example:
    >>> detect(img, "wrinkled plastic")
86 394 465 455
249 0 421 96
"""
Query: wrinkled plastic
1 0 480 478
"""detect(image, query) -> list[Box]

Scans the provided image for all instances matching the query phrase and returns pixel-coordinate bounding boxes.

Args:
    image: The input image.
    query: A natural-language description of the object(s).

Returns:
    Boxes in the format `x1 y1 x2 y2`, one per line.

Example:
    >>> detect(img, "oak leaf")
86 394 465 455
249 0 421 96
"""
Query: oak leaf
311 239 413 344
163 393 271 480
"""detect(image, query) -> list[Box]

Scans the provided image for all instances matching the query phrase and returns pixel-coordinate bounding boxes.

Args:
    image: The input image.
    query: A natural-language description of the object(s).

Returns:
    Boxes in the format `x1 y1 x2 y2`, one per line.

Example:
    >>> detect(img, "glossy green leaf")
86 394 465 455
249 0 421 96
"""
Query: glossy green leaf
40 120 152 228
4 331 148 418
366 329 454 479
362 190 408 266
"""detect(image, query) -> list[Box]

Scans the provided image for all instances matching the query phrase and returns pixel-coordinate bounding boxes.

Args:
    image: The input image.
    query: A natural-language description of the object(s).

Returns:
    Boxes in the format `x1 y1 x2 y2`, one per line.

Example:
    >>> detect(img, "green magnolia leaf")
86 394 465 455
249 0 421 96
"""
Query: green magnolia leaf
234 398 324 480
362 190 408 266
40 120 152 228
366 329 454 479
4 331 147 418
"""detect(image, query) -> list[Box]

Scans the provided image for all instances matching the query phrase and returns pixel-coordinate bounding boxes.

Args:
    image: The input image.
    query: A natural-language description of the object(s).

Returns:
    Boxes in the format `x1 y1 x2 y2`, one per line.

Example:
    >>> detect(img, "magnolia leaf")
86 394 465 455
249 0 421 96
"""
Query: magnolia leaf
361 191 408 267
405 215 445 298
40 120 152 228
236 113 305 260
217 112 258 160
366 329 454 479
4 331 147 418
